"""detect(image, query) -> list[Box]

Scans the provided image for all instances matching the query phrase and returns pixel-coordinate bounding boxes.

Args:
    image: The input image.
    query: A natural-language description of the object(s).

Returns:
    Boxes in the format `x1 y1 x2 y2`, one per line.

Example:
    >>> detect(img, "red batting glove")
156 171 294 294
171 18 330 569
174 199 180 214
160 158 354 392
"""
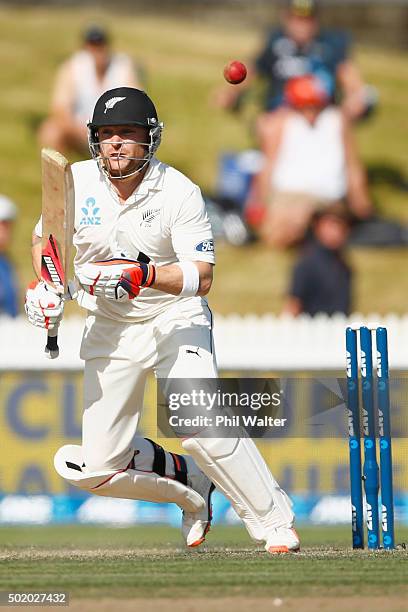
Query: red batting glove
116 260 156 299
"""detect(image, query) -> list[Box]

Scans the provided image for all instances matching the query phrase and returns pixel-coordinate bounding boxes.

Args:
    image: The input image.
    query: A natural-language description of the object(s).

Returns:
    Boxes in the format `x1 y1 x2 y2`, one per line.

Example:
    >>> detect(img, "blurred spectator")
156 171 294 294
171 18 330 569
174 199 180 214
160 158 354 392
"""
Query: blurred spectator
246 74 372 248
218 0 372 122
0 195 19 317
38 25 141 153
283 203 353 317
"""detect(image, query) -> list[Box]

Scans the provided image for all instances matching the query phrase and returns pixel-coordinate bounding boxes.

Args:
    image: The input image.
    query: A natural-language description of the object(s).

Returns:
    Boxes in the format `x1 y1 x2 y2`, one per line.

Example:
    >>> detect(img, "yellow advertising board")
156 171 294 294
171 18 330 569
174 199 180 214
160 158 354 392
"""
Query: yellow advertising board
1 371 407 497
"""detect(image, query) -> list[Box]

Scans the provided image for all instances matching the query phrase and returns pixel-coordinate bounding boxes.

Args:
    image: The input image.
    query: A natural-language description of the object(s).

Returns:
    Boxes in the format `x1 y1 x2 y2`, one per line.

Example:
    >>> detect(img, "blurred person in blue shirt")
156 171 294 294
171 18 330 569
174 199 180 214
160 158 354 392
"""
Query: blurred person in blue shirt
218 0 372 122
0 195 19 317
283 203 353 317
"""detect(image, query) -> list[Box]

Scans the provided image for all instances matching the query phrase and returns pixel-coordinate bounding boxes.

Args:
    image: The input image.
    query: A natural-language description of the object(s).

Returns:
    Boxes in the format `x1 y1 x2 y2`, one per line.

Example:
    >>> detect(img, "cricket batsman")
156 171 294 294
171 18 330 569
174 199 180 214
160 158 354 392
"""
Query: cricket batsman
25 87 299 553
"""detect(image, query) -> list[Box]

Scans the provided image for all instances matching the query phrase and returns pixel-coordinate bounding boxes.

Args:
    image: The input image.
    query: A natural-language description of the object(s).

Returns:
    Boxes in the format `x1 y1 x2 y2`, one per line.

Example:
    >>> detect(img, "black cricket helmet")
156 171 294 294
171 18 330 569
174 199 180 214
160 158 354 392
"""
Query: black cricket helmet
87 87 163 179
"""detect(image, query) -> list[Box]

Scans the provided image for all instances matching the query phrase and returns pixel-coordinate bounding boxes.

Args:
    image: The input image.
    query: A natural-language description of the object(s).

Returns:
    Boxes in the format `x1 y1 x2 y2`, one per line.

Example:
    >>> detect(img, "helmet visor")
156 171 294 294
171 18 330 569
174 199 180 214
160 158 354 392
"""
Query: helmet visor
88 124 162 180
94 138 150 179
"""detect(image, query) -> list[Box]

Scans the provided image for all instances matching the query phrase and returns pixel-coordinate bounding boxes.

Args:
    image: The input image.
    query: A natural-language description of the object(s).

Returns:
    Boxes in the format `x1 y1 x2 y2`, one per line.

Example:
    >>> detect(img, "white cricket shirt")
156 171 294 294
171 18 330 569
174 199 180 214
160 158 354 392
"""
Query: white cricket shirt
35 157 215 322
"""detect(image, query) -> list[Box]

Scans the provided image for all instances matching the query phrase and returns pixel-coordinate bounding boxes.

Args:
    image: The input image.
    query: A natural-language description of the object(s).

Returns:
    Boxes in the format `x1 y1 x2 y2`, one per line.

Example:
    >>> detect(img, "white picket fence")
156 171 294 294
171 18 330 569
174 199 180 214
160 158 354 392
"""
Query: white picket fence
2 313 408 371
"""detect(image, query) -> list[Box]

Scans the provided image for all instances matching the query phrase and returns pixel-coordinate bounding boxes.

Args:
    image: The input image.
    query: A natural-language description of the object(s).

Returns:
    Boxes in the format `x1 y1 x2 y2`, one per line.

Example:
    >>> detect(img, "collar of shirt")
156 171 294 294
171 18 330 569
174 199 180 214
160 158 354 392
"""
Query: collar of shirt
312 241 344 261
104 157 165 207
137 157 165 195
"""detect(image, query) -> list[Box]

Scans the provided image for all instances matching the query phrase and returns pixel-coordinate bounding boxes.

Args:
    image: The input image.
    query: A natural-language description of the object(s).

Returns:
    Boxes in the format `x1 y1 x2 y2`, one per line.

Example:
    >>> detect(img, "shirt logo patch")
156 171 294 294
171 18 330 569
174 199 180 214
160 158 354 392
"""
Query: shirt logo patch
140 208 160 227
104 97 126 114
195 239 214 253
80 197 101 226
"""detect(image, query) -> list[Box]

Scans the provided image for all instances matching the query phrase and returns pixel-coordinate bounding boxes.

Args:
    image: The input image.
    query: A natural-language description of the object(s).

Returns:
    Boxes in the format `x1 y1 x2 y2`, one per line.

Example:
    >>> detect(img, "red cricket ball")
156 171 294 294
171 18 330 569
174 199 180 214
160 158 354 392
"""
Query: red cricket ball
223 60 247 85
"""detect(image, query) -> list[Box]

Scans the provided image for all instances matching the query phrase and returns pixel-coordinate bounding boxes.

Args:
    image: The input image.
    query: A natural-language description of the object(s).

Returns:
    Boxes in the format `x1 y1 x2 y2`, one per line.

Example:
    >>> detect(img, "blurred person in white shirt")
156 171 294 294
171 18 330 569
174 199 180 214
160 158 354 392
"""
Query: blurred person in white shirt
38 25 140 154
246 74 372 248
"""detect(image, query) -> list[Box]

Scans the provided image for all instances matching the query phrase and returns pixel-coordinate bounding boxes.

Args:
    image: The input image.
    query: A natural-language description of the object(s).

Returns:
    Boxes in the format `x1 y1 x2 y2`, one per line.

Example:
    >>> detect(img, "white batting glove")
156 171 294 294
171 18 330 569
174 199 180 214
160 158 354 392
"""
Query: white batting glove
25 280 64 330
76 258 155 302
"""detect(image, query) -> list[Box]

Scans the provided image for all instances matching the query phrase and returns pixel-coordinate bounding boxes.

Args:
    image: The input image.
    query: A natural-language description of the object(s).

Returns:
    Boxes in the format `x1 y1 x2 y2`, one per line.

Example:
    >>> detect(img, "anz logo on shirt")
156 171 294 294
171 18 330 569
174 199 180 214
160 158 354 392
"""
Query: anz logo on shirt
80 197 101 226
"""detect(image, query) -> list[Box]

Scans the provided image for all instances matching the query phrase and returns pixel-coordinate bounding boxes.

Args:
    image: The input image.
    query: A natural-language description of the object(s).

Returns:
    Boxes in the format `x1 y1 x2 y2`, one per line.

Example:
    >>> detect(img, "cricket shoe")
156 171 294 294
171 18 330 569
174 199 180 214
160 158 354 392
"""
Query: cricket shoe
265 527 300 554
182 470 215 548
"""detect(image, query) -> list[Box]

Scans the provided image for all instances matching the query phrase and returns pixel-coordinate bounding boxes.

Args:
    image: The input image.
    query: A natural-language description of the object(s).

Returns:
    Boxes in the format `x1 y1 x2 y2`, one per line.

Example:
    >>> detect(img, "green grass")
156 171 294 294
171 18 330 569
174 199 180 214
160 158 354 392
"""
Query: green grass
1 525 408 598
0 6 408 314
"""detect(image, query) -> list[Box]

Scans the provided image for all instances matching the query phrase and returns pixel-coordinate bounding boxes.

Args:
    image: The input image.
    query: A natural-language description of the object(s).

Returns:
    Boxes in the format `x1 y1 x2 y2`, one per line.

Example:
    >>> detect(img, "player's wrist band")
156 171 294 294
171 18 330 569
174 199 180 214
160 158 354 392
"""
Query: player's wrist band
141 263 156 288
176 261 200 297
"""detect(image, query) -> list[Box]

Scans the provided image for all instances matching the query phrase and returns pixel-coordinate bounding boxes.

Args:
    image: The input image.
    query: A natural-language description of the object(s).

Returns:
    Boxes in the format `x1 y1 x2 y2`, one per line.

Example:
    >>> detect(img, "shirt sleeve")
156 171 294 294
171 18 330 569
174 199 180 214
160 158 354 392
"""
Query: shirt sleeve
0 257 19 317
330 30 351 66
121 55 140 88
339 31 351 63
255 29 278 76
170 186 215 264
51 61 75 113
34 215 42 238
289 257 312 302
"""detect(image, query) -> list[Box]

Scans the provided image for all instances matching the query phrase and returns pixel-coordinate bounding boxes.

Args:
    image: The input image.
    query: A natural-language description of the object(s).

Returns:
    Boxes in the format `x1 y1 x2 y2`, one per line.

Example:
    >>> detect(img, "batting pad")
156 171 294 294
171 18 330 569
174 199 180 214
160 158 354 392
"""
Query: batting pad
182 437 294 542
54 444 205 513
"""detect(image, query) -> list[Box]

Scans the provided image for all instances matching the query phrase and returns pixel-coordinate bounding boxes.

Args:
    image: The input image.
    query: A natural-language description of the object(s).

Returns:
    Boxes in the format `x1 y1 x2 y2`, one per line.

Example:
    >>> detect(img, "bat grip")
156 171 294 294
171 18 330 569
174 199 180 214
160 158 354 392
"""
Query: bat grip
45 323 60 359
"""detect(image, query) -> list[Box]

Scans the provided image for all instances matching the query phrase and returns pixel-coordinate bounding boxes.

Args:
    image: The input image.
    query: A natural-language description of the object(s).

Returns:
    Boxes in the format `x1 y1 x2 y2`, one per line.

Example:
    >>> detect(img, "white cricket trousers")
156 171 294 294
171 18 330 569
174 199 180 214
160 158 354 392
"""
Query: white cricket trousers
79 299 216 472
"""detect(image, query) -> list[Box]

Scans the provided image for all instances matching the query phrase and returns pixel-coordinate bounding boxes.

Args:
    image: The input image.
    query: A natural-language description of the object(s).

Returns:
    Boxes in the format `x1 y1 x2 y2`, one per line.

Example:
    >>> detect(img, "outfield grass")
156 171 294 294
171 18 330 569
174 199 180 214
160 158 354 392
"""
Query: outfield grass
0 6 407 315
1 525 408 600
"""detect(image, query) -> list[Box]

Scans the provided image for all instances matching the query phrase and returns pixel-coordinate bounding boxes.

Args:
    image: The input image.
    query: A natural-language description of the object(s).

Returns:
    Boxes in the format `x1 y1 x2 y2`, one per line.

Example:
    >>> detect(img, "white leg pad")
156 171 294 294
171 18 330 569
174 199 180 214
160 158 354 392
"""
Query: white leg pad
182 437 294 541
54 444 205 513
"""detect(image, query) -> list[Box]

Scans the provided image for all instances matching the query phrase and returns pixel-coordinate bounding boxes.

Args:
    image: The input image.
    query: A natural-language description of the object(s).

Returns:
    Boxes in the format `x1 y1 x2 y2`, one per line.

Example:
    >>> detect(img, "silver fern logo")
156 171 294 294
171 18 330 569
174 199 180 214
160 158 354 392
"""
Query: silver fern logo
104 97 126 114
141 208 160 227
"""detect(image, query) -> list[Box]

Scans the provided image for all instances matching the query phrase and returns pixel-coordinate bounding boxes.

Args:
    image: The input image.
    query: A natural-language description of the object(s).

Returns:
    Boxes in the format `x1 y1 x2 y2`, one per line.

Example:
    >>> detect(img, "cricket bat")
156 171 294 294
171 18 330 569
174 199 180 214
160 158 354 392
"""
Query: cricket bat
41 149 75 359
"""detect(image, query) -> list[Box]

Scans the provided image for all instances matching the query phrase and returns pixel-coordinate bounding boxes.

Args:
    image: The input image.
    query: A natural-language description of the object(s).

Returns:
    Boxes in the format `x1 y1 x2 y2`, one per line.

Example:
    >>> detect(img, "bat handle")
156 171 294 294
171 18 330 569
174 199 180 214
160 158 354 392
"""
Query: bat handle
45 324 60 359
